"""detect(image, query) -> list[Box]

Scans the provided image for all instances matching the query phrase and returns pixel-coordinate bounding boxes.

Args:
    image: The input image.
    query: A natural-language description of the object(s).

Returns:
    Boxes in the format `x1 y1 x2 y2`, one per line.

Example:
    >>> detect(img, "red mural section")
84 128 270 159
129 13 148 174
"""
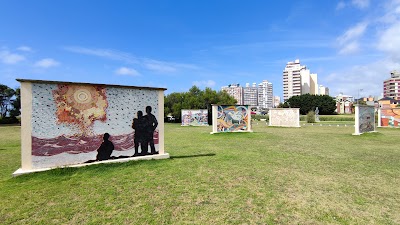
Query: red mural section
380 108 400 127
32 131 159 156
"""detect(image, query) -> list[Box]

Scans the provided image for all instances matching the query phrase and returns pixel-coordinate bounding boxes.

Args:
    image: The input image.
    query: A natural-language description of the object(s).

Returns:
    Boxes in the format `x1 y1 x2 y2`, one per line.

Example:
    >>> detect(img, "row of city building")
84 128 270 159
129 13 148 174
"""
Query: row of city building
221 81 274 109
220 59 399 113
221 59 329 109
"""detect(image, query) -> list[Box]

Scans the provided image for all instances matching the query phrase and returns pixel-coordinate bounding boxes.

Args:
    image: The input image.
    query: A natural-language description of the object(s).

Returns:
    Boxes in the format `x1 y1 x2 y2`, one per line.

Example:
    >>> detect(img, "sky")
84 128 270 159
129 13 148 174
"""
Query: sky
1 0 400 100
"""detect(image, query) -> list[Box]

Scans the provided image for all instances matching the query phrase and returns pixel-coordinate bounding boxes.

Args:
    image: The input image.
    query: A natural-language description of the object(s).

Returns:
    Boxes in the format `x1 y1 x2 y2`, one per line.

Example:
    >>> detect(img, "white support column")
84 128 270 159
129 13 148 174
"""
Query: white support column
157 90 164 154
378 108 382 127
211 105 218 133
20 82 33 170
353 105 360 135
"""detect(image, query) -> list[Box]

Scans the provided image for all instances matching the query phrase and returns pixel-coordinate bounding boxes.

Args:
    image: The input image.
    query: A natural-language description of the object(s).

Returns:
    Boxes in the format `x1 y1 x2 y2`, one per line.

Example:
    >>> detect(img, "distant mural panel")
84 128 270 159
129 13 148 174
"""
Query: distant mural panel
380 108 400 127
214 105 250 132
269 108 300 127
30 82 160 169
357 105 375 134
181 109 208 126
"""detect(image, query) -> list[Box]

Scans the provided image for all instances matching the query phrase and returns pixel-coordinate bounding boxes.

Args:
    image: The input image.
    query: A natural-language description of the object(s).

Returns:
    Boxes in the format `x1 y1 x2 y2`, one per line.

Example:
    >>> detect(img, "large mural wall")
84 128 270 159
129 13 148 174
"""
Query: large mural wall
269 108 300 127
379 108 400 127
20 80 165 170
211 105 251 133
181 109 208 126
354 105 375 134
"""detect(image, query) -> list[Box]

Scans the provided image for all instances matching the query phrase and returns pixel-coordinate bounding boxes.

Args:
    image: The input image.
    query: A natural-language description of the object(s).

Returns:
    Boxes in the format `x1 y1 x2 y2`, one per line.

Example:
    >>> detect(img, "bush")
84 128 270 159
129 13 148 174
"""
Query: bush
307 111 316 123
0 116 20 124
300 115 355 121
251 114 269 121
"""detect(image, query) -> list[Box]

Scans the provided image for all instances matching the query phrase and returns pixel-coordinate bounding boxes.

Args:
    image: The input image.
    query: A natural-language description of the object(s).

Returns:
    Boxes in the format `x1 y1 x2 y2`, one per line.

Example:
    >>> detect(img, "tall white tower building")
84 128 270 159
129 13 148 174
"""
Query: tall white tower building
258 80 273 109
283 59 318 101
283 59 304 101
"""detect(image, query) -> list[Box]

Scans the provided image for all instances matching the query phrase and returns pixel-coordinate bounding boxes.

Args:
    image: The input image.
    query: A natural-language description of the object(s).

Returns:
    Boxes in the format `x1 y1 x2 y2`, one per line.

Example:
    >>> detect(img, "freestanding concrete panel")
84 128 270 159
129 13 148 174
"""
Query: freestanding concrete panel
269 108 300 127
181 109 208 126
211 105 252 133
353 105 375 135
14 79 168 176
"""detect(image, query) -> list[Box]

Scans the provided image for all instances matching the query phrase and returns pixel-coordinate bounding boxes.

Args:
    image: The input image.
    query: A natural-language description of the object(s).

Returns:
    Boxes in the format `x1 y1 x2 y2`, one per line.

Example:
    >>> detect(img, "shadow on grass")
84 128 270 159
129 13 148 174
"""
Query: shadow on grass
170 153 216 159
11 158 158 181
356 132 385 138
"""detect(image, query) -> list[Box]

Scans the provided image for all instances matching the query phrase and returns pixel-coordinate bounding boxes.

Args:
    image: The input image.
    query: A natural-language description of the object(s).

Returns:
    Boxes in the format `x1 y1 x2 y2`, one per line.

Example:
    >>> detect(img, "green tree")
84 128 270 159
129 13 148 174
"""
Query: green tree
0 84 16 118
282 94 336 115
164 86 237 123
10 88 21 117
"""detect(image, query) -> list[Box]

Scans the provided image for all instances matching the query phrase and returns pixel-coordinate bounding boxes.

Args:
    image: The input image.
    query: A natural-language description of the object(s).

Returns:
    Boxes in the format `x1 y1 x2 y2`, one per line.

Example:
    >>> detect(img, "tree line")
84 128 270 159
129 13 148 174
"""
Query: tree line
164 86 237 123
278 93 336 115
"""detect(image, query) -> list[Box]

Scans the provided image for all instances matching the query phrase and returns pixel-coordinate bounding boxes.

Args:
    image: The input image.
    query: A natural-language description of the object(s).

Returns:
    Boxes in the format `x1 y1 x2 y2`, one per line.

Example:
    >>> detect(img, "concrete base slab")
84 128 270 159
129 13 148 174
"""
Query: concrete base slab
13 153 170 177
210 130 253 134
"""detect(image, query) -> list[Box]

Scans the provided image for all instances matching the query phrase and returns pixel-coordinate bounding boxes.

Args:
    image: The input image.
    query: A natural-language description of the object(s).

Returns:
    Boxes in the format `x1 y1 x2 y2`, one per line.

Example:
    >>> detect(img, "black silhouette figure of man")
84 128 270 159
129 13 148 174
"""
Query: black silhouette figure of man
144 106 158 155
96 133 114 161
132 110 148 156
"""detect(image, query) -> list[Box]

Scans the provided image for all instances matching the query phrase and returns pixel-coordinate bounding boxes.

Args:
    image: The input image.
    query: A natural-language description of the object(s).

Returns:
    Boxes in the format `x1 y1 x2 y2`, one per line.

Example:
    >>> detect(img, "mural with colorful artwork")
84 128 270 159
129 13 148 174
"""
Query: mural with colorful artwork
354 105 375 135
181 109 208 126
379 108 400 127
211 105 251 133
18 79 165 170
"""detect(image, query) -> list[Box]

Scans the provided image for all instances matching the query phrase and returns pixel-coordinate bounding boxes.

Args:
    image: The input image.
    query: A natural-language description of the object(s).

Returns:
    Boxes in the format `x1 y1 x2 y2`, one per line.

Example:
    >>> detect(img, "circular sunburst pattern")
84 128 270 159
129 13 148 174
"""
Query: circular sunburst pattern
74 89 91 103
52 84 108 134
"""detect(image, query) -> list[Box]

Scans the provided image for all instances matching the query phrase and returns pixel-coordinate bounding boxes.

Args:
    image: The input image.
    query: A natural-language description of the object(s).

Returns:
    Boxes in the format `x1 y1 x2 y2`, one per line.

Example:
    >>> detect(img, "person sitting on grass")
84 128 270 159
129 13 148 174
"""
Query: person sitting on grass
96 133 114 161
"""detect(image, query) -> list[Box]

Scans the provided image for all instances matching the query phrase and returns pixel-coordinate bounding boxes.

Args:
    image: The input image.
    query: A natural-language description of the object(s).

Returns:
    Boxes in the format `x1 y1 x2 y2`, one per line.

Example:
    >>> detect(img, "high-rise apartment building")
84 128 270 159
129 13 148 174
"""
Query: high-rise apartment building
273 96 281 108
243 83 258 107
319 85 329 95
258 80 273 109
383 70 400 99
283 59 304 101
283 59 322 101
221 84 243 104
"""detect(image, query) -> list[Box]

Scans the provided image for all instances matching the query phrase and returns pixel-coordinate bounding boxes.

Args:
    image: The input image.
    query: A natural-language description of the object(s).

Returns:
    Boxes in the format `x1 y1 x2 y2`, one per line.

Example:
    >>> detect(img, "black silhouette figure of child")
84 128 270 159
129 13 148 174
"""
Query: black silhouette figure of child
132 110 148 156
96 133 114 161
144 106 158 155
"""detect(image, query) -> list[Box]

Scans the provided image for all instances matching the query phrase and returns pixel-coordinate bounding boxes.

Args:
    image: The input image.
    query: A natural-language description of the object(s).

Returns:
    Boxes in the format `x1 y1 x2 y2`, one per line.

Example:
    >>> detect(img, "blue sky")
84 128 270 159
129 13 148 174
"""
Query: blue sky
1 0 400 99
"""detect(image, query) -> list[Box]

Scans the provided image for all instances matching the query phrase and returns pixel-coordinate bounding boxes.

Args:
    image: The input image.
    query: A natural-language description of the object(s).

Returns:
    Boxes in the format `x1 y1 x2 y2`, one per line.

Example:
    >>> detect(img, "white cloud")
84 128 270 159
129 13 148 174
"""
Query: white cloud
337 22 368 55
0 50 25 64
325 58 399 97
143 59 178 73
192 80 216 88
327 0 400 98
336 1 346 10
34 58 60 68
64 46 199 74
64 46 138 64
376 1 400 60
338 41 360 55
377 22 400 58
338 22 368 45
17 46 32 52
336 0 370 10
115 67 140 76
352 0 370 9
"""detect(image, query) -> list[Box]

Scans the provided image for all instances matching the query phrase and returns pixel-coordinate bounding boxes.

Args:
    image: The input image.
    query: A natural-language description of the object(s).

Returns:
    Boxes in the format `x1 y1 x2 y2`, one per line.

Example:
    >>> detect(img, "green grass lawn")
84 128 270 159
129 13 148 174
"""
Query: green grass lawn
1 124 399 224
